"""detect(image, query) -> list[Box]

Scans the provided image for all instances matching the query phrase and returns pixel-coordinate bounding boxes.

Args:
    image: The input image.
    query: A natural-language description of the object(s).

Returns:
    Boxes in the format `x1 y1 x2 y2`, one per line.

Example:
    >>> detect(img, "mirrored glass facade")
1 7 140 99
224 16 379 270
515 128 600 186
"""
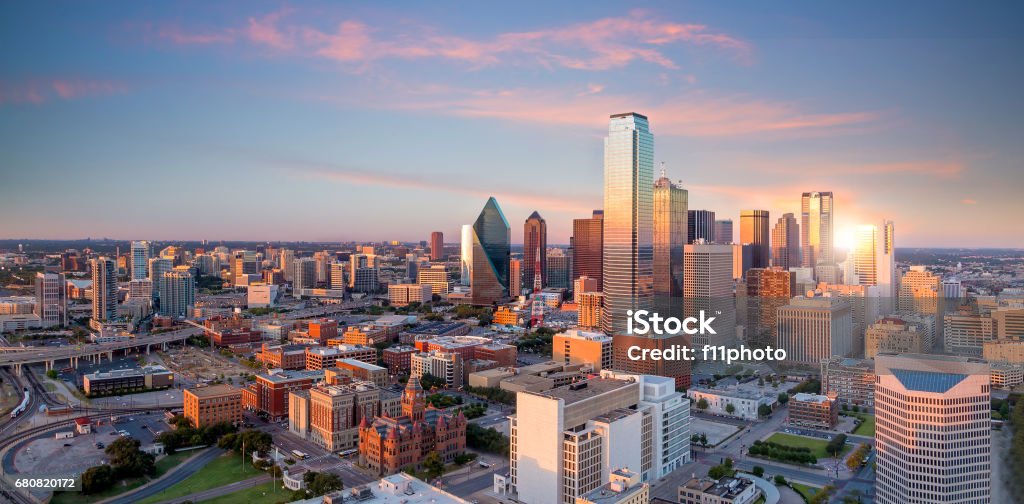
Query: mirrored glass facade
470 197 510 305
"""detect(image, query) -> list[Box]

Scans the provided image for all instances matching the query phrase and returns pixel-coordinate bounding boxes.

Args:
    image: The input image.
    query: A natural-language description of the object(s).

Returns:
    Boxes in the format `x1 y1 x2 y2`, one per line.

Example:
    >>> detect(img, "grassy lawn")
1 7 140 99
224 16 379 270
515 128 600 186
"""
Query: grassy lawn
202 482 292 504
137 453 259 504
791 482 821 502
766 433 851 459
50 451 193 504
852 414 876 437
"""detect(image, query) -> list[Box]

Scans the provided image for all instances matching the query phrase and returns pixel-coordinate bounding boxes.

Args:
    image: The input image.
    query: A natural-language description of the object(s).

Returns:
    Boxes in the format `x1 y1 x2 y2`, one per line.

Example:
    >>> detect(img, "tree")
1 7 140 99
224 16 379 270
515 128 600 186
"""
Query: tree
699 433 708 448
777 392 789 405
81 464 115 494
774 475 786 486
419 373 447 390
422 451 445 479
758 404 773 417
105 437 155 478
304 471 343 496
752 466 765 478
696 398 709 410
826 434 847 457
46 369 58 379
725 403 736 415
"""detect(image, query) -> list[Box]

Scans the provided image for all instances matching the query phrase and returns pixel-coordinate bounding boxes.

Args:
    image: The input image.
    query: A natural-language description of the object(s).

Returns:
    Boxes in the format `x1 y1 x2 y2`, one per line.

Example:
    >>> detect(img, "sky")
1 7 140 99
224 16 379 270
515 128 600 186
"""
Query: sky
1 1 1023 248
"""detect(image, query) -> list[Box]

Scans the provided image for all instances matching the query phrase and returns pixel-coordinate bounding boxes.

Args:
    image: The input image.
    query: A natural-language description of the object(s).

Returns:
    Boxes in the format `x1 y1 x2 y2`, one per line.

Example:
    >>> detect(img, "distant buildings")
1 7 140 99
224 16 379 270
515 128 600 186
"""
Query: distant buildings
771 213 800 270
430 231 444 261
865 316 931 358
34 272 66 328
713 219 732 245
158 266 195 318
687 210 715 244
388 283 431 307
468 197 511 305
853 221 896 313
82 366 174 396
417 264 450 295
683 243 735 348
411 351 464 388
130 240 150 281
523 211 547 290
653 174 687 320
744 267 795 348
247 283 279 308
292 257 317 294
776 294 853 365
874 354 991 504
577 291 604 331
602 112 654 335
90 257 117 322
572 210 604 290
184 384 242 428
739 210 770 269
800 191 835 281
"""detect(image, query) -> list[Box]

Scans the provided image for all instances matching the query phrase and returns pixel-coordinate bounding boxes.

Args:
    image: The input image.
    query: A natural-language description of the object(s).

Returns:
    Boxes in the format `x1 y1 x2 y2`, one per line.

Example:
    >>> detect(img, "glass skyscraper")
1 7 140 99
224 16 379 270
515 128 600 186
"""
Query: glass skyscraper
801 191 835 271
602 112 654 334
653 173 687 321
470 197 510 305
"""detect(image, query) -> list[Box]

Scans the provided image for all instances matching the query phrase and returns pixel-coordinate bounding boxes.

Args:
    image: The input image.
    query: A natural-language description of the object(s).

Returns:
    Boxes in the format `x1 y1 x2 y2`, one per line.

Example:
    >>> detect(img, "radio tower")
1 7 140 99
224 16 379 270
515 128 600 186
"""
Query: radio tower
529 243 544 328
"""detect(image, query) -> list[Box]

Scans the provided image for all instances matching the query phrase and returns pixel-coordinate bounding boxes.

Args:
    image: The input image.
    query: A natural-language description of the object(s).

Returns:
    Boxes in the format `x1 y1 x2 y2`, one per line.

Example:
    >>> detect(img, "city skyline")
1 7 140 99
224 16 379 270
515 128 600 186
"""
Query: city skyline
2 2 1024 247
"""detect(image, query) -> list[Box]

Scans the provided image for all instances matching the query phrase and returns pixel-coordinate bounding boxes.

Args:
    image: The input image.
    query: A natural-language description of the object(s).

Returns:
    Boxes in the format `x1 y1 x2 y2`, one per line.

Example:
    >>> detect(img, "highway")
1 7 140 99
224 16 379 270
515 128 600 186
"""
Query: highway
0 327 201 367
102 447 226 504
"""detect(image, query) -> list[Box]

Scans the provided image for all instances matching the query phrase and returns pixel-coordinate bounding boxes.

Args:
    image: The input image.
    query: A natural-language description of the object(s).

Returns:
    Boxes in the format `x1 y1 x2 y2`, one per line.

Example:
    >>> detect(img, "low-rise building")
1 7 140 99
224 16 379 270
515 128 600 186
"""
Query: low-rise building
678 477 759 504
381 345 417 374
788 393 839 429
243 369 323 421
991 363 1024 389
306 344 376 370
82 366 174 396
576 468 647 504
686 386 776 421
184 384 242 428
389 283 432 307
411 351 463 388
321 473 469 504
820 357 875 409
554 329 613 372
255 343 307 370
331 359 389 388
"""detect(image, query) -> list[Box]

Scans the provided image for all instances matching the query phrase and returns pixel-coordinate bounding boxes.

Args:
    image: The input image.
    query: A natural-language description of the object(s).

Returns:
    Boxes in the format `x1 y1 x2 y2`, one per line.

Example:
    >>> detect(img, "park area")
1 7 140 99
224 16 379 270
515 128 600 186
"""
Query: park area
51 451 193 504
851 414 875 436
136 453 260 504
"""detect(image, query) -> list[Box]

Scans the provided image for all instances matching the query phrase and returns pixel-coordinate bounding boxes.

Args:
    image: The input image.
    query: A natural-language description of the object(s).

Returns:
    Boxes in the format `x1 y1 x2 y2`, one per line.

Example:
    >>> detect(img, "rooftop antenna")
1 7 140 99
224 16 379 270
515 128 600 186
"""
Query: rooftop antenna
660 161 666 179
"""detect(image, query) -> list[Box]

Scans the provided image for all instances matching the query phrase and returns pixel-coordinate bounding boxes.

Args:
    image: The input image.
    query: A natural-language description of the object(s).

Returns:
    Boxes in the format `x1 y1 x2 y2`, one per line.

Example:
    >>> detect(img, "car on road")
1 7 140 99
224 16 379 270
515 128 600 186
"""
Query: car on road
95 442 104 449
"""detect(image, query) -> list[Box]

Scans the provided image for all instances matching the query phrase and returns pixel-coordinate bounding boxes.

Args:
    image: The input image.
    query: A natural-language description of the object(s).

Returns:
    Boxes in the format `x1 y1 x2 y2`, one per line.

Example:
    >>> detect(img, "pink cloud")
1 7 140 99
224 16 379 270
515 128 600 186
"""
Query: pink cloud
246 9 294 50
0 78 126 105
962 198 977 205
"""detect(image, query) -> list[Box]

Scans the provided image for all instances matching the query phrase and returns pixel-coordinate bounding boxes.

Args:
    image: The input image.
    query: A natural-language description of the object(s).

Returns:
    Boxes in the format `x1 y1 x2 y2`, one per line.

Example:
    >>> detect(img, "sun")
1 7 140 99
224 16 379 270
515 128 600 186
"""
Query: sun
835 227 857 251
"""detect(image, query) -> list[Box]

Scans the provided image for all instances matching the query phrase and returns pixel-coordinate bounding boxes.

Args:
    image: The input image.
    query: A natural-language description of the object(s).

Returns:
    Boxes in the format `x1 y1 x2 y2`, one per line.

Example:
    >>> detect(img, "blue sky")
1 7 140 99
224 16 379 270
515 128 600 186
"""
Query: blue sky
2 1 1023 247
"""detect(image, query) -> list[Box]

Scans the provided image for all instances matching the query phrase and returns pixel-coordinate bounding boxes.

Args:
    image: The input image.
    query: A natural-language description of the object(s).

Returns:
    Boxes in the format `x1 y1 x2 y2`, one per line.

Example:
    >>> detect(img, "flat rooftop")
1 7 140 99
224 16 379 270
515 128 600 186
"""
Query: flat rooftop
186 384 239 398
530 378 633 405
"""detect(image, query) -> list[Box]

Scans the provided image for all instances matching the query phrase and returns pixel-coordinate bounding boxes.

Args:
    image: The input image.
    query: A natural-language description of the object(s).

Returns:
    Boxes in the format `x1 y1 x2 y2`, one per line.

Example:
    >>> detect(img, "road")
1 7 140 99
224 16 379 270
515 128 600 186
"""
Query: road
103 447 225 504
150 474 272 504
0 327 201 367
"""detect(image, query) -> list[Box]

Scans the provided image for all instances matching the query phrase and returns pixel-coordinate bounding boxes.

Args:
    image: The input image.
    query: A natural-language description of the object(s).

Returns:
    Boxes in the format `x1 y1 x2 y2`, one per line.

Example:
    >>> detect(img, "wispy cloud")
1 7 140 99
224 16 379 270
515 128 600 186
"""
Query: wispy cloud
0 78 126 105
148 9 749 70
962 198 977 205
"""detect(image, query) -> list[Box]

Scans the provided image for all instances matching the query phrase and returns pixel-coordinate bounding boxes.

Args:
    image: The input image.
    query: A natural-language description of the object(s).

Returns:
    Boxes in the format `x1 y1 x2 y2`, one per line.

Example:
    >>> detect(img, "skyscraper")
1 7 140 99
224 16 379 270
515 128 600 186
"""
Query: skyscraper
159 266 195 318
546 251 572 290
523 211 547 290
713 219 733 244
800 191 834 276
469 197 510 305
148 257 173 301
508 258 522 297
740 210 770 269
776 294 853 365
91 257 117 322
430 231 444 261
771 213 800 270
744 267 796 348
602 112 654 335
683 243 735 348
874 354 990 504
653 173 687 320
293 257 317 294
279 249 295 281
130 240 150 281
460 224 473 287
853 221 896 314
572 210 604 289
687 210 716 244
34 272 66 328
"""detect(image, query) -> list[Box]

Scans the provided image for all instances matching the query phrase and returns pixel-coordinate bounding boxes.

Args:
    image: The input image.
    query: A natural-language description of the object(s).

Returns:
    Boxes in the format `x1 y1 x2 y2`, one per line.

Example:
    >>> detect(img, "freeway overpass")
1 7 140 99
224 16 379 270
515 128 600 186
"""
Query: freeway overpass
0 326 202 375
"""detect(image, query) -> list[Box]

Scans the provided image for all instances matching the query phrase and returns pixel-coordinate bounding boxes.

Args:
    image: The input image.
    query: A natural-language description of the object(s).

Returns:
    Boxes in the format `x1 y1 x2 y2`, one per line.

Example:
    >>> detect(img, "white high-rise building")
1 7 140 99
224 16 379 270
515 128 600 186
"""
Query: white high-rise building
874 354 991 504
853 221 895 314
34 272 66 328
279 249 295 281
91 257 118 322
800 191 835 277
130 240 150 281
510 374 690 504
602 112 654 335
682 243 735 348
292 257 316 294
776 293 853 365
158 267 195 318
148 257 173 300
460 224 473 287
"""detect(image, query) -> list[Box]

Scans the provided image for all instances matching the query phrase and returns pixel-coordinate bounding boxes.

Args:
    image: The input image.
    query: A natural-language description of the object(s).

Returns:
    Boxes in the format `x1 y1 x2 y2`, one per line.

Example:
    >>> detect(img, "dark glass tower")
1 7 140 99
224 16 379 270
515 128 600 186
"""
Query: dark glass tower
470 197 510 305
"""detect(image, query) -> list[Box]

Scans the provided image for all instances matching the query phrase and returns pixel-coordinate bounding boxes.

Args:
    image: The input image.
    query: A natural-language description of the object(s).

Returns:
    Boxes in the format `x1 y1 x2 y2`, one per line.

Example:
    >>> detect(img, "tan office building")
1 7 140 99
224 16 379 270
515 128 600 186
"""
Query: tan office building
184 384 242 428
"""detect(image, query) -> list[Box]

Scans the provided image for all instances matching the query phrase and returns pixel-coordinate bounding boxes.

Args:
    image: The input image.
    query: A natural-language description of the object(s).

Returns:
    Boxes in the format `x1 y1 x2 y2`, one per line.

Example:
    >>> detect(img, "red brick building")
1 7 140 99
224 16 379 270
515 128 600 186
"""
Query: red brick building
255 344 307 370
307 319 339 344
241 369 323 421
381 345 417 374
204 315 263 347
358 377 466 476
306 344 377 370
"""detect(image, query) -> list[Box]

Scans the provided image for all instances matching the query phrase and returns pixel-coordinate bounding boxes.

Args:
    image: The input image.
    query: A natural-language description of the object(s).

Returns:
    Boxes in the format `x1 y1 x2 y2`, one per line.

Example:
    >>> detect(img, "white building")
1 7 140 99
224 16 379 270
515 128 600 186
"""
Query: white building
158 267 194 318
777 293 853 365
34 272 66 328
248 283 279 308
683 243 736 347
410 351 463 388
685 385 776 421
874 354 991 504
130 240 150 281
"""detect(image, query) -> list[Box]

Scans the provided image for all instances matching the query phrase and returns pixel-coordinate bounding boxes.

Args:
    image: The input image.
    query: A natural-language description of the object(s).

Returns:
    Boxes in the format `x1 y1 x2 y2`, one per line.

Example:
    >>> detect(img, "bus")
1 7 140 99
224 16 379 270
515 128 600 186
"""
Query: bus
291 450 308 460
338 449 358 458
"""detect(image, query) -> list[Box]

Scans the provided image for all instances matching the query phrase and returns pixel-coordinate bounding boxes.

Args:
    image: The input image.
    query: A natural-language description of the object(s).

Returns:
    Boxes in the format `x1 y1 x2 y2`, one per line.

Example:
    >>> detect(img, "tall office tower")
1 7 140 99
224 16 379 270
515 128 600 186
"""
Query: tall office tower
572 210 604 289
469 197 511 305
874 354 991 504
508 258 522 297
91 257 118 322
771 213 800 270
159 266 195 318
732 243 753 280
510 374 690 504
460 224 474 287
329 261 346 291
313 251 331 285
653 174 687 320
687 210 716 244
744 267 795 348
942 279 963 307
192 254 216 276
546 251 572 290
430 231 444 261
682 243 736 349
853 221 896 314
349 254 379 293
713 219 733 244
739 210 770 269
523 211 547 290
279 249 295 281
776 294 853 365
417 264 450 295
899 266 941 316
578 292 604 330
602 112 654 335
130 240 150 280
34 272 66 328
817 283 880 357
800 191 835 276
148 257 173 301
292 257 317 294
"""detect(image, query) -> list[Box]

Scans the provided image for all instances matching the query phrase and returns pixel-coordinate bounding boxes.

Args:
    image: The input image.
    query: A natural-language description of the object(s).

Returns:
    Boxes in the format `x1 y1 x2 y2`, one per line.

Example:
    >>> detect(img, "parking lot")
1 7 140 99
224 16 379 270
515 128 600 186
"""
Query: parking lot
14 414 169 476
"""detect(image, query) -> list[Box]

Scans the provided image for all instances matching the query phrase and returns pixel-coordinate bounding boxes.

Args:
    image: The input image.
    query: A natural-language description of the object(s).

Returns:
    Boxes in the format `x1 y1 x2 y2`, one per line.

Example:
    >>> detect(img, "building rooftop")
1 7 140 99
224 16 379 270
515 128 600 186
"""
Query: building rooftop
530 378 633 405
186 384 239 398
336 358 386 371
792 393 832 404
259 369 323 384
